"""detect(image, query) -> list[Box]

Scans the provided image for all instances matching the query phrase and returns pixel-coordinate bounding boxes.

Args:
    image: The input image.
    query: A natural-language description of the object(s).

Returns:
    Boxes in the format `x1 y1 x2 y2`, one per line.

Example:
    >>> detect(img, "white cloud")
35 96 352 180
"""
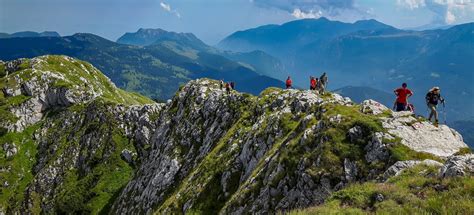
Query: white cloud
251 0 366 20
397 0 474 24
160 1 181 18
291 9 323 19
160 2 171 12
397 0 426 9
430 72 440 78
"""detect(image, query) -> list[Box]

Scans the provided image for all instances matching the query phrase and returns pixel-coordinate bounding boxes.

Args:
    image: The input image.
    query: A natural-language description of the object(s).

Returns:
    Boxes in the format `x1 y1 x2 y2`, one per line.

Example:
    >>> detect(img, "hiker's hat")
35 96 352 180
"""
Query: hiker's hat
430 86 440 92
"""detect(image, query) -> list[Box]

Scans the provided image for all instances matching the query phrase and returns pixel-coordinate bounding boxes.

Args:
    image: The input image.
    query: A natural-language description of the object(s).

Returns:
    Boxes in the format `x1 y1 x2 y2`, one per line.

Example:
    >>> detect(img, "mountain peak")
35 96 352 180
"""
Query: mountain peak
0 55 152 131
117 28 204 47
353 19 394 29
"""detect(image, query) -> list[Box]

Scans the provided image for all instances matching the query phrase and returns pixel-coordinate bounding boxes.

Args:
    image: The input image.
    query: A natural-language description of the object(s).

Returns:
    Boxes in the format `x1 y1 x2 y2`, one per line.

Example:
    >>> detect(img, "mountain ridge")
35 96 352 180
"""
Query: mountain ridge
0 55 471 214
0 31 60 38
0 32 286 100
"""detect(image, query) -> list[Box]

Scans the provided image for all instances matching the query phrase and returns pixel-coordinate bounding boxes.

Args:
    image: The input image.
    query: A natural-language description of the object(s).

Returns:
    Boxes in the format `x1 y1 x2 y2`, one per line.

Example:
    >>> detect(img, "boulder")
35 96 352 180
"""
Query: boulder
3 143 18 159
383 159 443 180
121 149 134 164
382 116 467 157
360 99 389 115
439 154 474 177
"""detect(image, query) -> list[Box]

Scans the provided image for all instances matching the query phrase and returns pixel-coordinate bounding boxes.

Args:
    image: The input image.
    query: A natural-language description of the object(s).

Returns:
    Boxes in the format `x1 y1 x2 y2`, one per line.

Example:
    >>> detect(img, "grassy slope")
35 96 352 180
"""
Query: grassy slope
289 164 474 214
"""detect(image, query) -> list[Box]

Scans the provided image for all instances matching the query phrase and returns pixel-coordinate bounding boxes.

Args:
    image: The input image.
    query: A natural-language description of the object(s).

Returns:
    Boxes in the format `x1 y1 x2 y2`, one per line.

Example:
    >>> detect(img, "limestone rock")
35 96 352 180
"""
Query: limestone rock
439 154 474 177
121 149 134 164
365 132 390 163
3 143 17 159
382 115 467 157
360 99 388 115
383 159 443 180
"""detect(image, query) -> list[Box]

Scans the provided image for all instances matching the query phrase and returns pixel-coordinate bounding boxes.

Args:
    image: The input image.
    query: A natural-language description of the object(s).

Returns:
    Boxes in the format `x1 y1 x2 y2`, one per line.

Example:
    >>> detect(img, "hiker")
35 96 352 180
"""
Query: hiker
230 82 235 90
393 83 413 112
426 87 445 126
225 82 231 94
286 76 292 89
220 80 224 90
310 76 317 91
319 72 328 93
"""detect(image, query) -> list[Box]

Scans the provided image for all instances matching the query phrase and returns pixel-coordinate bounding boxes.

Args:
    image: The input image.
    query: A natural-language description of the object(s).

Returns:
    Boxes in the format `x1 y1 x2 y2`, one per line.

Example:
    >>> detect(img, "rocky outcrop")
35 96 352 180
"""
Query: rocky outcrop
360 99 388 115
439 154 474 177
383 159 443 180
1 56 117 132
112 80 469 214
360 99 466 157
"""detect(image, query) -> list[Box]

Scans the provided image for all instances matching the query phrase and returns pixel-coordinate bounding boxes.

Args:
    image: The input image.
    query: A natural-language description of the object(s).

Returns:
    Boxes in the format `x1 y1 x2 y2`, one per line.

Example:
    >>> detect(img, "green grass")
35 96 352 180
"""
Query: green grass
389 143 442 162
289 164 474 214
48 103 137 214
0 124 40 210
453 147 472 156
0 62 5 78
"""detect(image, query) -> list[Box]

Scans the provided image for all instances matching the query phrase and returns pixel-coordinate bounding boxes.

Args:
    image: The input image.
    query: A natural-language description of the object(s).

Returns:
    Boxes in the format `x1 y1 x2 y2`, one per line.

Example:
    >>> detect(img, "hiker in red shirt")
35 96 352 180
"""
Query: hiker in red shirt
286 76 292 89
310 76 317 91
393 83 413 112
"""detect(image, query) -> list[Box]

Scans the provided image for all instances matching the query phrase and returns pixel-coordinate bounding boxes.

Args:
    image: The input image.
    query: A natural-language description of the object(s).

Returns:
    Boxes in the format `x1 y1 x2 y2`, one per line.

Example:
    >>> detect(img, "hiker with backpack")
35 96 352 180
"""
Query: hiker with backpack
426 87 445 126
393 83 413 112
310 76 317 91
286 76 293 89
319 72 328 93
230 82 235 90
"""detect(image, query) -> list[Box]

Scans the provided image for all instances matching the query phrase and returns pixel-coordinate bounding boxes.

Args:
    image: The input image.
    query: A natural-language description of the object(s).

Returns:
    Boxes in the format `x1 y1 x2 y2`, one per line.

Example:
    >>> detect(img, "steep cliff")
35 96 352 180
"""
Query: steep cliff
0 56 471 214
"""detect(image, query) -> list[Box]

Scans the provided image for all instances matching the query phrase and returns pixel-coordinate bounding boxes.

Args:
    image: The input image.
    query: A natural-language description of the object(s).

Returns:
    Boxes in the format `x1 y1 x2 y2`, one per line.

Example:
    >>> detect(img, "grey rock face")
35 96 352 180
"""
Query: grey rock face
344 158 358 182
439 154 474 177
121 149 134 164
2 143 18 159
2 56 108 132
21 102 164 212
365 132 390 163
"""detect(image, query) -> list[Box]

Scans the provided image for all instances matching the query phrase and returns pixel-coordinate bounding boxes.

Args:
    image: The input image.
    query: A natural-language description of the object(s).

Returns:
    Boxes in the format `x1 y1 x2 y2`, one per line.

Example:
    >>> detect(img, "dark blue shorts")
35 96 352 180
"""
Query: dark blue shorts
396 102 406 112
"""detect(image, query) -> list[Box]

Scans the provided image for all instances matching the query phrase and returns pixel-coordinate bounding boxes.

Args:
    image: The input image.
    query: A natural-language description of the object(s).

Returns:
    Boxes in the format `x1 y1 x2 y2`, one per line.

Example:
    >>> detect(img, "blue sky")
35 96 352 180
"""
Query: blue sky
1 0 473 44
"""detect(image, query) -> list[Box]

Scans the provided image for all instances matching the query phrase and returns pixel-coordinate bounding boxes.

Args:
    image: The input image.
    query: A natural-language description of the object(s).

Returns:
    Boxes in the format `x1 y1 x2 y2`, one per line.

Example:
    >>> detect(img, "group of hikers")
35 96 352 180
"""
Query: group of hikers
220 80 235 94
285 72 328 94
221 72 446 127
393 82 445 127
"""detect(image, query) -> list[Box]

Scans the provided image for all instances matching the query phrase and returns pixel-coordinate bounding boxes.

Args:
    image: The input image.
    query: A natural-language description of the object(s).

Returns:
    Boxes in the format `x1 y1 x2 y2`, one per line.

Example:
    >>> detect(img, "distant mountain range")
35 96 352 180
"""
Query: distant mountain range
0 29 286 99
218 18 474 121
0 31 60 38
116 28 287 80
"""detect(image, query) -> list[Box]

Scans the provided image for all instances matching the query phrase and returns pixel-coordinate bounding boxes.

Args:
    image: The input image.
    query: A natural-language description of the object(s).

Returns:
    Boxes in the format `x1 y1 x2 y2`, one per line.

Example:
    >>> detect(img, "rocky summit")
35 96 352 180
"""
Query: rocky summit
0 55 472 214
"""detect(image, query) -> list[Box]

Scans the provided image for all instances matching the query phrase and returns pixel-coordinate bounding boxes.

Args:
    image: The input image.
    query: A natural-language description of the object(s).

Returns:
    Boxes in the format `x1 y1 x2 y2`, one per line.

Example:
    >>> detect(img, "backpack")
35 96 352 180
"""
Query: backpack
426 92 441 105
